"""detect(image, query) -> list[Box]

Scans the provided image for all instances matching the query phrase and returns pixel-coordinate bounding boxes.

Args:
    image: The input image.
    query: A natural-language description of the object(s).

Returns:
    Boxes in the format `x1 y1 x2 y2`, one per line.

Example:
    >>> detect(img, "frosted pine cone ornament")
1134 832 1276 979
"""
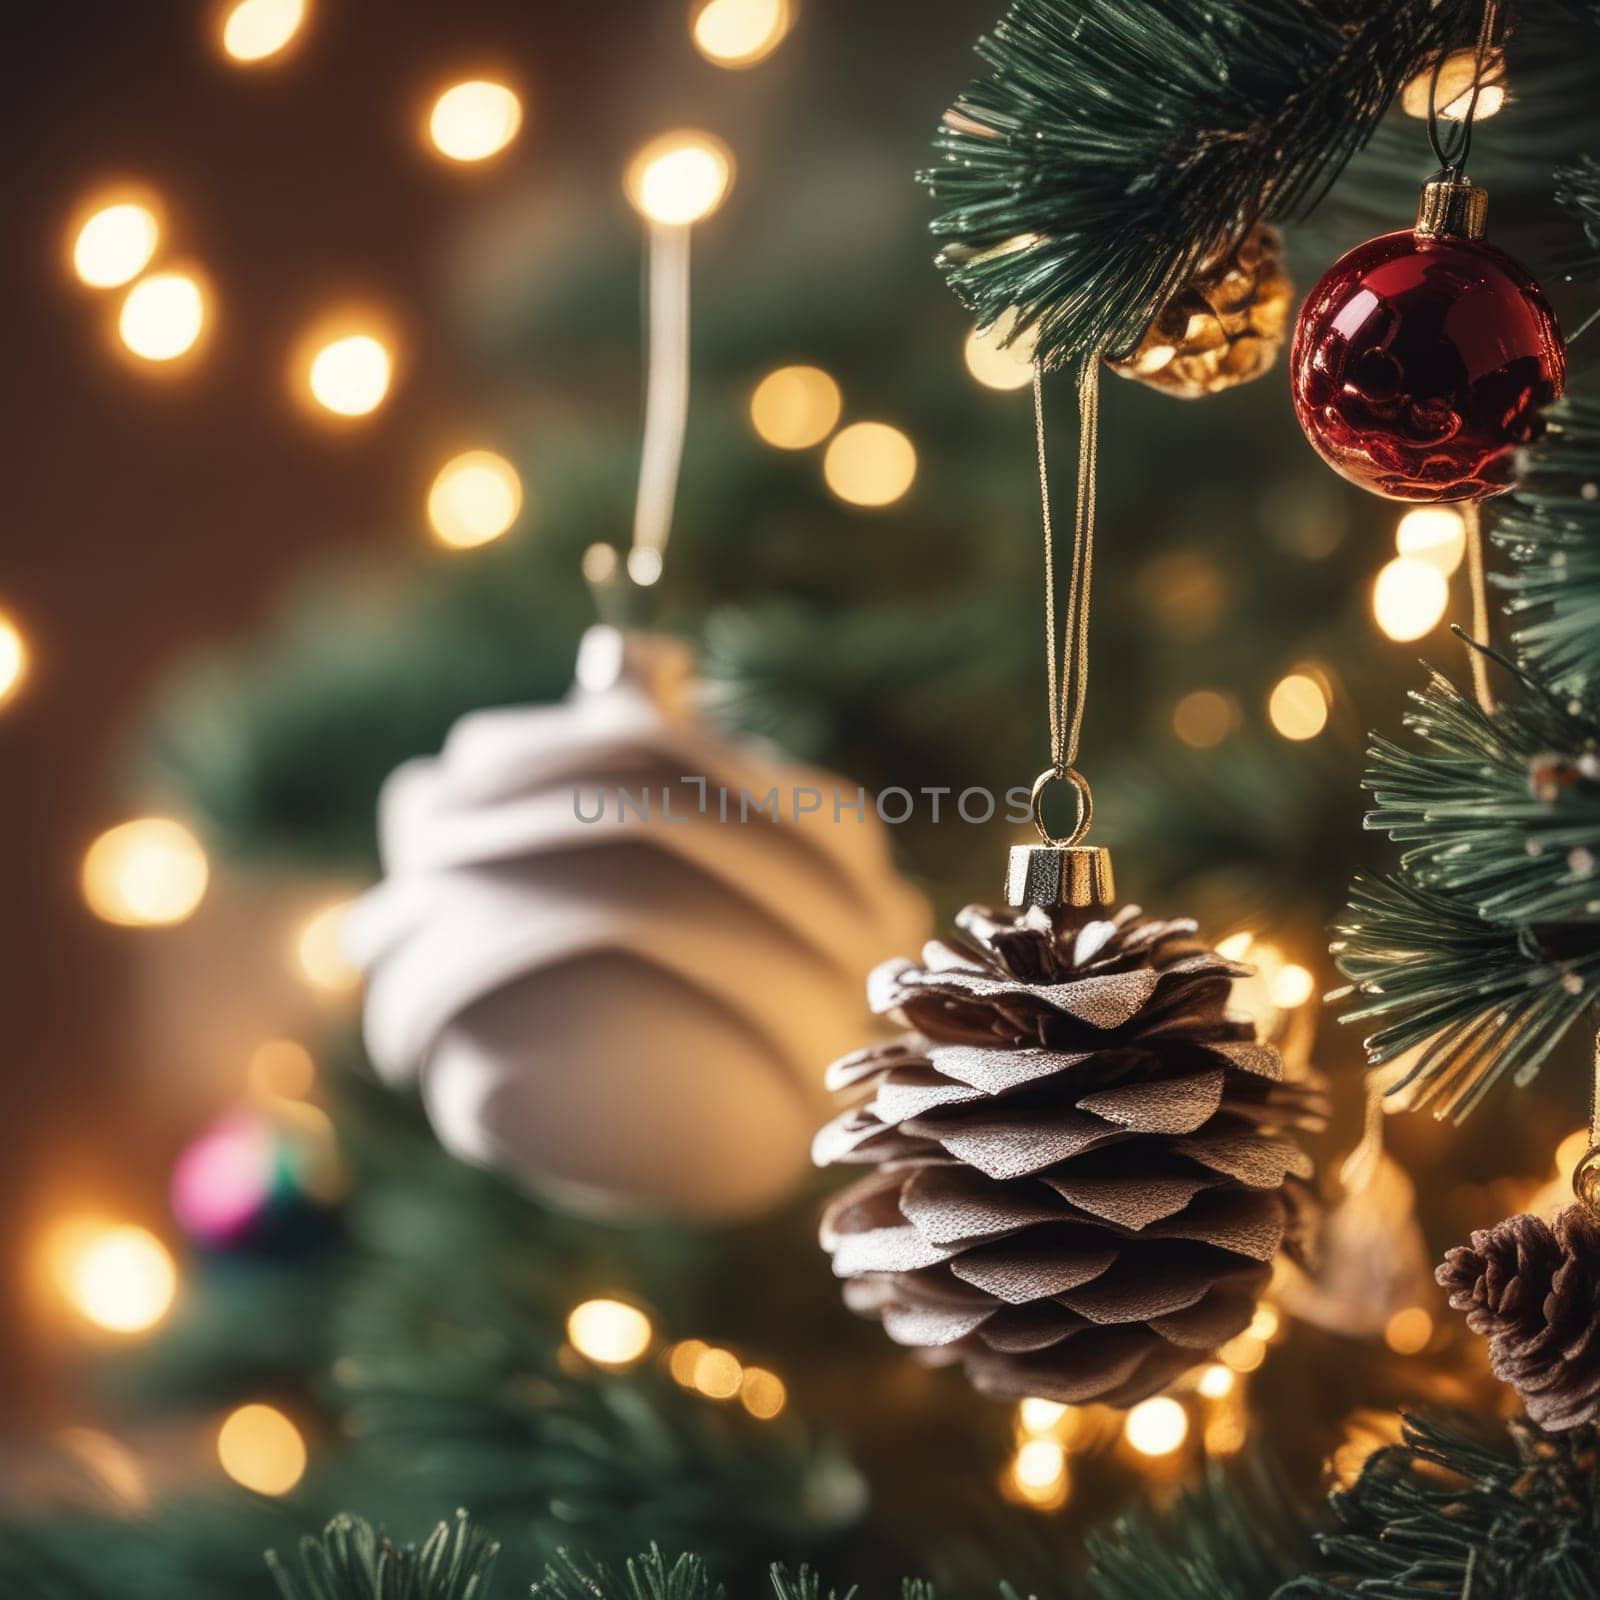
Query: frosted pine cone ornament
346 626 927 1222
816 846 1324 1405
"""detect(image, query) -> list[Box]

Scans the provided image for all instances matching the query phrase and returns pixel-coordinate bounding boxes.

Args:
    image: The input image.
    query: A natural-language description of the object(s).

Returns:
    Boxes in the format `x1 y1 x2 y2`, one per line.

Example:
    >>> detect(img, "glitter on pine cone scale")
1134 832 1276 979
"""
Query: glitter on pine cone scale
815 903 1326 1407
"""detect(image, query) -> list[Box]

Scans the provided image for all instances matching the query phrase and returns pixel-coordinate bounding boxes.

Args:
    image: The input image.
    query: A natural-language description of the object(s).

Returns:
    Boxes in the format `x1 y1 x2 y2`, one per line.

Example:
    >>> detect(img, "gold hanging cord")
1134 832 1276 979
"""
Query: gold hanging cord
1030 357 1102 847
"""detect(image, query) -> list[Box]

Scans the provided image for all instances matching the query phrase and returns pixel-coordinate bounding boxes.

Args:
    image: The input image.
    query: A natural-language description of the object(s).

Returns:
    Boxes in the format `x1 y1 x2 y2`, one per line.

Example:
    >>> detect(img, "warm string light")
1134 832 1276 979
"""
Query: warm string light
1268 670 1330 741
1383 1306 1435 1355
118 270 208 363
216 1403 307 1495
665 1339 788 1419
1395 505 1467 574
1373 556 1449 641
625 133 734 227
691 0 794 68
294 899 361 992
0 610 29 710
567 1299 653 1367
249 1039 317 1101
964 310 1036 392
749 365 842 450
49 1222 177 1335
428 80 523 163
1123 1395 1189 1457
72 201 161 289
219 0 307 63
81 818 209 927
1171 688 1239 749
428 451 523 548
306 332 393 417
823 422 917 508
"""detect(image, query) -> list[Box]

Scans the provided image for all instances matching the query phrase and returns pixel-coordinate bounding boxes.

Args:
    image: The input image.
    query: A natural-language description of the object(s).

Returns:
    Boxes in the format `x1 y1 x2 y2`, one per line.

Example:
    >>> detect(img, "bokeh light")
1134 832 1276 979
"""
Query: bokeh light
566 1298 653 1367
294 899 361 992
1383 1306 1434 1355
1013 1437 1066 1491
963 309 1035 391
307 333 392 417
692 0 793 68
625 132 734 226
428 451 523 548
691 1346 744 1399
72 202 160 289
219 0 306 63
739 1367 787 1419
82 818 209 927
1269 962 1316 1009
1267 671 1329 741
51 1222 177 1335
1124 1396 1189 1457
823 422 917 507
1018 1397 1067 1434
118 271 206 362
428 80 523 163
582 543 619 585
216 1404 306 1495
1171 688 1238 748
668 1339 708 1386
249 1038 316 1101
627 547 664 587
1395 506 1467 574
1197 1364 1235 1400
749 365 841 449
1373 557 1450 642
1401 47 1505 120
0 610 29 710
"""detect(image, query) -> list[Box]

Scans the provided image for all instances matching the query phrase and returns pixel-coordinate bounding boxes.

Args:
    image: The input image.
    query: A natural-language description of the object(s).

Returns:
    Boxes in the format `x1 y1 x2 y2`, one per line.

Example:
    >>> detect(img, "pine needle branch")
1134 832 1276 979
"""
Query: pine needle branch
1279 1414 1600 1599
922 0 1475 368
266 1512 501 1600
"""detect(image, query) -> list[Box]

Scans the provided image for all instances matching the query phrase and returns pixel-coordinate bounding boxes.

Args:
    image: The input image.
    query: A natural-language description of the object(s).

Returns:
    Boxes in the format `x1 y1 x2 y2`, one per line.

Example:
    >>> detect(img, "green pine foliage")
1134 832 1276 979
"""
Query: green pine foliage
266 1512 500 1600
1084 1466 1312 1600
922 0 1475 368
1336 665 1600 1116
1279 1414 1600 1599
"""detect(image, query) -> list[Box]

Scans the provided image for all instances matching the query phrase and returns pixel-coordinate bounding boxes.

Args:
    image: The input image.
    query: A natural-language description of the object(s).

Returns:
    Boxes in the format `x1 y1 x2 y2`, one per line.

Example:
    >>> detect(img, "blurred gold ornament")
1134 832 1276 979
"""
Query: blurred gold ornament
1108 224 1291 398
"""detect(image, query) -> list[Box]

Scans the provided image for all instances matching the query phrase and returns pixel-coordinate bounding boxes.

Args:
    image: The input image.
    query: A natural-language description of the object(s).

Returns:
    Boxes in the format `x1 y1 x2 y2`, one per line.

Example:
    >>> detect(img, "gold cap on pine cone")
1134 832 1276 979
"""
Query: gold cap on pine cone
814 902 1327 1407
1108 223 1293 398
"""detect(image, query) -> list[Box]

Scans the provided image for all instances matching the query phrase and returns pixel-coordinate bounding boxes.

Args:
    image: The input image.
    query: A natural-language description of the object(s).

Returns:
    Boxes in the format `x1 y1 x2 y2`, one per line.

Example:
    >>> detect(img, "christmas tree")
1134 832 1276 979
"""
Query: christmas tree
7 1 1600 1594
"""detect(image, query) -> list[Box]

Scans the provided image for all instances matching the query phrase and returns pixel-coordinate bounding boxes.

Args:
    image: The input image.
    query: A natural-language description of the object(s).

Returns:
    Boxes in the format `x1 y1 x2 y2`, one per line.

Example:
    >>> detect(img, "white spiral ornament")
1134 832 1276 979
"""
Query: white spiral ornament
345 626 928 1221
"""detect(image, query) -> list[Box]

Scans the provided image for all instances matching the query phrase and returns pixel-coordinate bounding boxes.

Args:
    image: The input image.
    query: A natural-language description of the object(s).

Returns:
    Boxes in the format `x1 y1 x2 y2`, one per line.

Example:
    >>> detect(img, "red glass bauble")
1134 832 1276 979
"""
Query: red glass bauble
1290 228 1564 502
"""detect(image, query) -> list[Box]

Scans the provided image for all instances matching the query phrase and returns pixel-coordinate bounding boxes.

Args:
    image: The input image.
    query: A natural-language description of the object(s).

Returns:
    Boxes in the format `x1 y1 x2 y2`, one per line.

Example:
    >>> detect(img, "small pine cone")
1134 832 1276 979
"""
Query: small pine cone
1108 223 1293 398
1437 1207 1600 1431
814 903 1326 1407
